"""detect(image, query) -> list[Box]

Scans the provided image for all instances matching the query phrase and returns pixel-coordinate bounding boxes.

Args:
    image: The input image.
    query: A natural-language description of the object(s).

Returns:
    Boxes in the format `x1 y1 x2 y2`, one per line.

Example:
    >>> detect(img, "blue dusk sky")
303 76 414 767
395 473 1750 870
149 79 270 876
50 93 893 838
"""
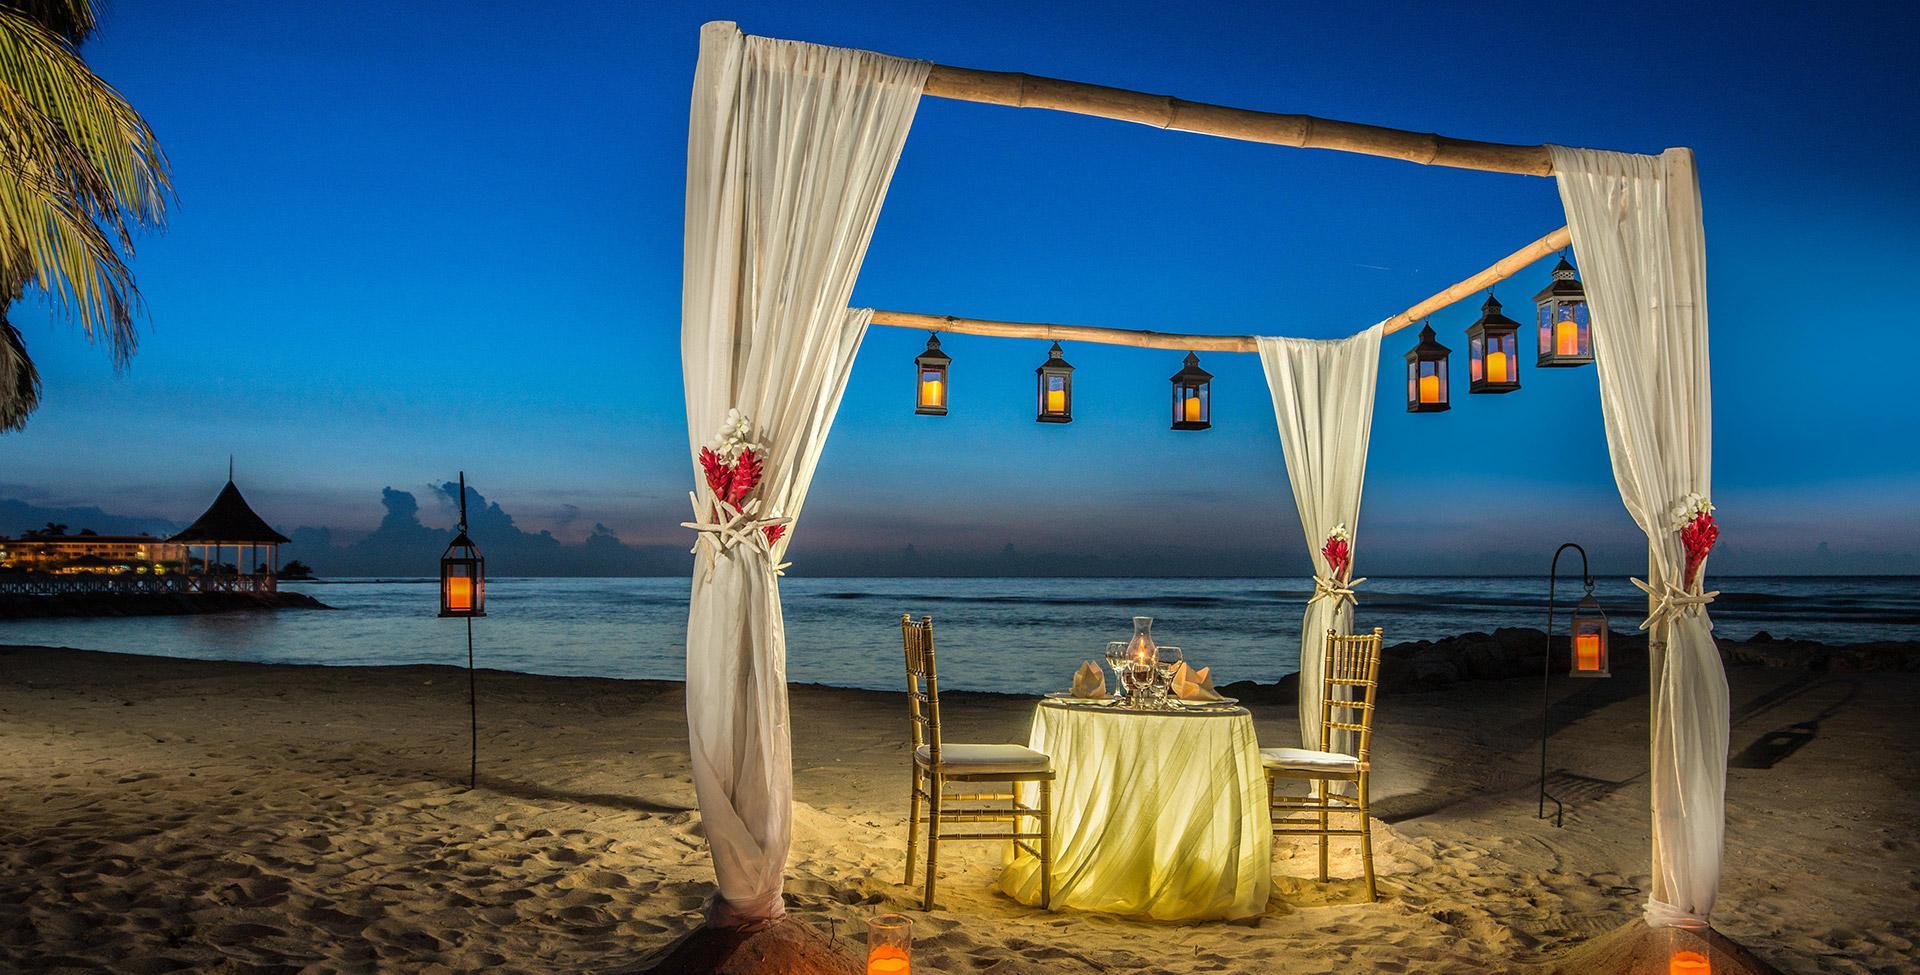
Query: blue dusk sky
2 1 1916 576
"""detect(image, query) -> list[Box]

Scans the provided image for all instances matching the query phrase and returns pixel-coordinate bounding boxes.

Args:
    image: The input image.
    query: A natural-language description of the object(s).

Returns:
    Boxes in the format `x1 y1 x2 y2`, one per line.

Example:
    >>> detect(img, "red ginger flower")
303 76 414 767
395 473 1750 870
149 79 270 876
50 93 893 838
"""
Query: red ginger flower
1321 536 1351 579
1681 511 1718 587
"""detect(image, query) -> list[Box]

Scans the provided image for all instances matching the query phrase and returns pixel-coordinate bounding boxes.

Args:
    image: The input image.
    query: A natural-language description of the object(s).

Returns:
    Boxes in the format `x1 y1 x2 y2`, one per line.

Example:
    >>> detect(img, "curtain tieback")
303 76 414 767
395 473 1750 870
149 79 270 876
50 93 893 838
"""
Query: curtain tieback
1309 575 1366 609
681 492 794 582
1631 577 1718 631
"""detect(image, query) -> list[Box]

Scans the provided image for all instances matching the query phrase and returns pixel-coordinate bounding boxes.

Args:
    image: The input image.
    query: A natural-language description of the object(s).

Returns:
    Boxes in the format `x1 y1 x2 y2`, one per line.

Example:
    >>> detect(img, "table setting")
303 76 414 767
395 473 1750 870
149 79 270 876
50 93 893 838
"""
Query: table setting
1001 617 1273 920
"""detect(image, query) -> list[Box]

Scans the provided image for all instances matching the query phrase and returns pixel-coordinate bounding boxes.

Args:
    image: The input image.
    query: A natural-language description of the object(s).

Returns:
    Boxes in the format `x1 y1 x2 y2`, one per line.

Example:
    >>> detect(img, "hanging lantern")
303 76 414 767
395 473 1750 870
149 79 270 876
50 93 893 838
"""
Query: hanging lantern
1534 255 1594 367
439 472 485 618
1570 590 1608 677
914 333 950 416
1467 292 1522 394
1035 341 1074 423
1169 351 1211 430
1405 322 1450 413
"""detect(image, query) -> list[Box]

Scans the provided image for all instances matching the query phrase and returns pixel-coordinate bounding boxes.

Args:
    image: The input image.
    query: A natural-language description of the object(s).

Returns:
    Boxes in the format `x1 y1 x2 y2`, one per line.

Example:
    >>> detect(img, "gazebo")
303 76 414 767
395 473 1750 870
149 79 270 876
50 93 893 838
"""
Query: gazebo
168 477 291 592
671 19 1733 972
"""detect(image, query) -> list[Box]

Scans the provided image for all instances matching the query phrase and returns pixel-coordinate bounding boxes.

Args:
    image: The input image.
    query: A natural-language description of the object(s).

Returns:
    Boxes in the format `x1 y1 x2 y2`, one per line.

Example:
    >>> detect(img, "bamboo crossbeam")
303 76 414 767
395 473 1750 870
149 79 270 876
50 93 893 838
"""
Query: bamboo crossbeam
921 64 1556 177
1379 225 1570 335
869 309 1257 352
869 223 1568 350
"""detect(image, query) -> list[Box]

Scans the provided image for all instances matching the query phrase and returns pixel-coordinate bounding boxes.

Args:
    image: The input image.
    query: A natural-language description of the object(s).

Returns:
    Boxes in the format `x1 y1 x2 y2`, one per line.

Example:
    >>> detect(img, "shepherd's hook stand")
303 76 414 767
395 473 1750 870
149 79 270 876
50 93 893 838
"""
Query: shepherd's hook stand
466 615 476 790
1539 542 1592 828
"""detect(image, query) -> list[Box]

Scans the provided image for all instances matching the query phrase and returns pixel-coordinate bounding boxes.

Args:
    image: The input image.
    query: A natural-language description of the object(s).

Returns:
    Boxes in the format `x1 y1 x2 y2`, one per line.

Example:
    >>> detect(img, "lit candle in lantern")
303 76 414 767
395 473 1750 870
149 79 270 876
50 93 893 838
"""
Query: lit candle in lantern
1486 350 1509 384
1556 319 1579 357
1418 374 1440 404
919 378 943 408
447 576 473 612
867 944 910 975
1575 631 1600 672
867 913 911 975
1669 949 1710 975
1046 388 1066 414
1183 394 1201 422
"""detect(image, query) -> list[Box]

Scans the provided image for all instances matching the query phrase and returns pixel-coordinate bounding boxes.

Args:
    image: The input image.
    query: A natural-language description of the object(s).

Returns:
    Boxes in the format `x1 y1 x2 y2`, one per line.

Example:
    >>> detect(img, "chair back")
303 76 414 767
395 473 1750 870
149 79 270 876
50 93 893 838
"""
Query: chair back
901 614 943 761
1319 627 1385 762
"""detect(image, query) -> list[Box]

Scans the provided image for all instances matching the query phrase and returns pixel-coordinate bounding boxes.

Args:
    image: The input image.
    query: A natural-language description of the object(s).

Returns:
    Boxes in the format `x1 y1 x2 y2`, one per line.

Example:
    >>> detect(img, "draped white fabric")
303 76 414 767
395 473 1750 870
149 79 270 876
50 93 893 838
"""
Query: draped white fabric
682 21 927 925
1257 324 1384 753
1002 702 1272 920
1550 145 1726 927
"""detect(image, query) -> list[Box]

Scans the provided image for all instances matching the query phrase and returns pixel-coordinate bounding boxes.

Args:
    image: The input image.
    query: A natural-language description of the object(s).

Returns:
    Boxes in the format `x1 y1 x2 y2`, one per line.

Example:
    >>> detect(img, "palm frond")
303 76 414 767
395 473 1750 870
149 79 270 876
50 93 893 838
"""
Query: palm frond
0 3 169 363
0 301 41 431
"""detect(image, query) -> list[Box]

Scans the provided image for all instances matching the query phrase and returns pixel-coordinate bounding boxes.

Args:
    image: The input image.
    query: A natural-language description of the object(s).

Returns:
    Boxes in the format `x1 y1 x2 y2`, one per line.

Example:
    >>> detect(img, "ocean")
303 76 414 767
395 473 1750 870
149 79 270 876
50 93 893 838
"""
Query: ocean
2 576 1914 694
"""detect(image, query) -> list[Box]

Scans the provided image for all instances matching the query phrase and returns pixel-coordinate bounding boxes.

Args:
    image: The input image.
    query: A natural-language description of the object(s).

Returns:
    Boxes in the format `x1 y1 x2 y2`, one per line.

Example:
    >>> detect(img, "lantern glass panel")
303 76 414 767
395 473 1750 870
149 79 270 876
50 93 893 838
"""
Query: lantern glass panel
1407 357 1447 410
1538 299 1594 365
1570 599 1608 677
916 364 947 414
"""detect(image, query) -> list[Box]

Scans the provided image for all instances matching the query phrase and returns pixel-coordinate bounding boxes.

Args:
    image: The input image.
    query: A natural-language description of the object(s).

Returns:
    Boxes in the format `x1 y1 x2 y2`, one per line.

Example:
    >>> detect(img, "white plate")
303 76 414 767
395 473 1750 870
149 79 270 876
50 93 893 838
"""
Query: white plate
1045 691 1117 701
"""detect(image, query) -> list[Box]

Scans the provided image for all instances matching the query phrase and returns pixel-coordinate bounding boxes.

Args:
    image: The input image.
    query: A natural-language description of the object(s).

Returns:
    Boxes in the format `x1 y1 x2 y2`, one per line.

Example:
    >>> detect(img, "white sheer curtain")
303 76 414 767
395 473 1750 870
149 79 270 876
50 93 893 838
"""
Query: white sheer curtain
1257 323 1383 754
1551 145 1725 927
682 21 927 925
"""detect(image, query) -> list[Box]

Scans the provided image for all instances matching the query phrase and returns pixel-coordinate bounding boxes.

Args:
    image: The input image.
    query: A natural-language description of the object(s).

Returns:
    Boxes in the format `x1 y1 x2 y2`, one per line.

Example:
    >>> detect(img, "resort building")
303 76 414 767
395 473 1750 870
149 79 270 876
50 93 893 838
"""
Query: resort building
0 533 186 572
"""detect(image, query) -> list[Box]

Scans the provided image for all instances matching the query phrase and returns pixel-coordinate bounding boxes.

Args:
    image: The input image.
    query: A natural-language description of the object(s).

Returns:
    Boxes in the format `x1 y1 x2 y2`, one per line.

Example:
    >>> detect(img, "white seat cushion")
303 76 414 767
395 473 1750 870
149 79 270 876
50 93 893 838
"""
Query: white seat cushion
1261 746 1360 772
917 743 1051 774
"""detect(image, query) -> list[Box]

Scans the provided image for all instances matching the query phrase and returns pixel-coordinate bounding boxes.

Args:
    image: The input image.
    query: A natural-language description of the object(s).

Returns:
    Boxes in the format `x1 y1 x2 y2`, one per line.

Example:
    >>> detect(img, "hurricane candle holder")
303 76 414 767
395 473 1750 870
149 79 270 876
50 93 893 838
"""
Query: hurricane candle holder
866 913 911 975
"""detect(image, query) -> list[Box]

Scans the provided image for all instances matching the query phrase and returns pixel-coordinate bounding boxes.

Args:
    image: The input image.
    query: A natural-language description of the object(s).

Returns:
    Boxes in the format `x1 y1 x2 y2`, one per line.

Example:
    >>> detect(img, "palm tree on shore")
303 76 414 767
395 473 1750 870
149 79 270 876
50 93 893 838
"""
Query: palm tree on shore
0 0 169 431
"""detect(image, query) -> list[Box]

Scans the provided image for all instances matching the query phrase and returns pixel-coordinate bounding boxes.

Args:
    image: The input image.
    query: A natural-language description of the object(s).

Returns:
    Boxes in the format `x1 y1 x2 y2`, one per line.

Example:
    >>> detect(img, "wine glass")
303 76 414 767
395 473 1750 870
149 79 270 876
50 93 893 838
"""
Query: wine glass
1104 641 1130 698
1154 646 1184 707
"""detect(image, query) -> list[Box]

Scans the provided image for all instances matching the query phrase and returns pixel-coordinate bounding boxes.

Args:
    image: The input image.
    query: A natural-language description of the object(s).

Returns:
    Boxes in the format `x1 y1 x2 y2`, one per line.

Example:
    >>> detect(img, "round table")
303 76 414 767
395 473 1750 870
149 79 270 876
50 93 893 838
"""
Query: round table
999 698 1272 920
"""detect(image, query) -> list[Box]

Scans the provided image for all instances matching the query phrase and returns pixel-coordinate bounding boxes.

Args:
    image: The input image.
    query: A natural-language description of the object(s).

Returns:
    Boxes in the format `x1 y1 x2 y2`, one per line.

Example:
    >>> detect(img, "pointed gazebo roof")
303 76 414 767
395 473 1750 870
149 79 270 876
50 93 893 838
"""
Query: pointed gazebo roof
168 480 290 544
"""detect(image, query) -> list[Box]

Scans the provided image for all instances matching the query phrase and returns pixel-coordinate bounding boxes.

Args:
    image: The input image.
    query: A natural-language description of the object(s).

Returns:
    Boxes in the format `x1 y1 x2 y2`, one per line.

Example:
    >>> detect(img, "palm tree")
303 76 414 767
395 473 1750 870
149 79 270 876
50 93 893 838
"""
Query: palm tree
0 0 169 431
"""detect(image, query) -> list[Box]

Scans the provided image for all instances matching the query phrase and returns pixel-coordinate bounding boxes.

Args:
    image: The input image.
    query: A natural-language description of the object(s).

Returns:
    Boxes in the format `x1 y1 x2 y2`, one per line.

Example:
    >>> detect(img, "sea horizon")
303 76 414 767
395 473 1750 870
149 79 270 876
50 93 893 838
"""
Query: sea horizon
5 575 1913 695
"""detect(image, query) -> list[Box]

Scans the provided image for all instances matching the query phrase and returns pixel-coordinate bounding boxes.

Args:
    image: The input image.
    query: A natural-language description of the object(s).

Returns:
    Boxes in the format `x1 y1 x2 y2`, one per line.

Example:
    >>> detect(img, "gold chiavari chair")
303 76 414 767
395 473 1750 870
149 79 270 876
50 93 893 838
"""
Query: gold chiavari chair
1263 626 1386 902
900 614 1053 911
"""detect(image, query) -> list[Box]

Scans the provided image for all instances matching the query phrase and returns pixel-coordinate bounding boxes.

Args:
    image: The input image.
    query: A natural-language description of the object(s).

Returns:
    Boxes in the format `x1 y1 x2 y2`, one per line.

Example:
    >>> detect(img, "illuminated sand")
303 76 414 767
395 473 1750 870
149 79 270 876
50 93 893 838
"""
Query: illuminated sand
0 645 1911 973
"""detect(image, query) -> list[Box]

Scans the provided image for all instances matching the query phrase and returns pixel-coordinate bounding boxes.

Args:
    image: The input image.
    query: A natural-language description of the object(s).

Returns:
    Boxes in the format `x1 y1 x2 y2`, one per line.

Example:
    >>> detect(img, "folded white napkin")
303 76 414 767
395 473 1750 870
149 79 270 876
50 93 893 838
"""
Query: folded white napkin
1069 660 1107 699
1170 661 1223 701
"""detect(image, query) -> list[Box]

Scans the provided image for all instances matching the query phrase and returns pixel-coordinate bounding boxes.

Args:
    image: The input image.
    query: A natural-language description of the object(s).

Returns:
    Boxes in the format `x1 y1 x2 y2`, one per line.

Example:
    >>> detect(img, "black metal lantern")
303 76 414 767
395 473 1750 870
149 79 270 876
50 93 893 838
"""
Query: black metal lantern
1405 322 1450 413
914 333 950 416
1570 590 1610 677
1170 351 1211 430
1035 341 1074 423
1534 255 1593 367
439 472 485 618
1467 292 1522 394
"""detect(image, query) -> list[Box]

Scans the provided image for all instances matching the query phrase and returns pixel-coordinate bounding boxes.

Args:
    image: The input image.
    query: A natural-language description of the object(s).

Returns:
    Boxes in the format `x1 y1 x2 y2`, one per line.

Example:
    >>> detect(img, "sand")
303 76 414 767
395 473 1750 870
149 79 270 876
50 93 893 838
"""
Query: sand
0 643 1913 974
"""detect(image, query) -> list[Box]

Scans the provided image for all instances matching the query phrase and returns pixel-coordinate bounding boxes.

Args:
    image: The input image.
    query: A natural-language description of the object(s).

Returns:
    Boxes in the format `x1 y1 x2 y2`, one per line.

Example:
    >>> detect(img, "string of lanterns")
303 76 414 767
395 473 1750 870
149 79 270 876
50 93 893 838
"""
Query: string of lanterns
915 256 1587 423
916 333 1215 431
1404 252 1593 412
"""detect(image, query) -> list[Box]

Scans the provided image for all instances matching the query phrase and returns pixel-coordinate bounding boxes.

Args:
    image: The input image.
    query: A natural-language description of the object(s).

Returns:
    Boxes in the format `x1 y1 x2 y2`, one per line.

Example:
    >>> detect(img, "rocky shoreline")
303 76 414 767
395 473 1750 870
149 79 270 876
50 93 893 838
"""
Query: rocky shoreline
0 589 331 619
1217 627 1920 704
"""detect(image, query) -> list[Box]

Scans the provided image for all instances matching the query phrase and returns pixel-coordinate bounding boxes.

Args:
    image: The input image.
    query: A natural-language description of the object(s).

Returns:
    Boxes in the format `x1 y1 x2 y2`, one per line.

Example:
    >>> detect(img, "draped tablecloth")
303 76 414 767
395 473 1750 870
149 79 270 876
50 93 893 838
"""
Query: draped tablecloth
1000 699 1272 920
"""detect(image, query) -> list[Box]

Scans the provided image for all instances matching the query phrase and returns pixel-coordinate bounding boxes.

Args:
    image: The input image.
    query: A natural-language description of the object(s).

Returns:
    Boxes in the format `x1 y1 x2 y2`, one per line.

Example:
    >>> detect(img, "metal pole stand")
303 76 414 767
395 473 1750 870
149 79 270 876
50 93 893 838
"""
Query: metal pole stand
1539 542 1591 828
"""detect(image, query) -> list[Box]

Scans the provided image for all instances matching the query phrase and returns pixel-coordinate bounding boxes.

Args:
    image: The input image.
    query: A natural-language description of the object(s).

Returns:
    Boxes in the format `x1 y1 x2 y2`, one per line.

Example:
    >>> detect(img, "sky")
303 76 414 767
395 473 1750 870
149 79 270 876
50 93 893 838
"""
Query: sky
2 0 1916 576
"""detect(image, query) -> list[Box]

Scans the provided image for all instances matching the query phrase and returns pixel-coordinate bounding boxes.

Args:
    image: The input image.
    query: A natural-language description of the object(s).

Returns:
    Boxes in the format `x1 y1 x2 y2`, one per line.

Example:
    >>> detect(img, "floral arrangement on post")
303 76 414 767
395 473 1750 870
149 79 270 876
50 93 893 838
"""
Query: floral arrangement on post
1669 493 1718 587
1309 523 1364 609
683 410 792 580
1321 523 1353 580
695 408 786 546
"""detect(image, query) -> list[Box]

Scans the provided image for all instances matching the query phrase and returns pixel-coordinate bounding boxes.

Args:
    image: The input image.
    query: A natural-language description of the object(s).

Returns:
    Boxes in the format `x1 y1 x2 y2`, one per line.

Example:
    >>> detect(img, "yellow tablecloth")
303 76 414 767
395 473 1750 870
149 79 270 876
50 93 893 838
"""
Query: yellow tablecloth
1000 699 1272 920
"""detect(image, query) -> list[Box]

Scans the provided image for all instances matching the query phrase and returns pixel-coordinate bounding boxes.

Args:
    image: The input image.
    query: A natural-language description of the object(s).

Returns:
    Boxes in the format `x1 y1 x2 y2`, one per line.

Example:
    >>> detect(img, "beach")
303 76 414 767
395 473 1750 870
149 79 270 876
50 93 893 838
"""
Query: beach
1 640 1913 974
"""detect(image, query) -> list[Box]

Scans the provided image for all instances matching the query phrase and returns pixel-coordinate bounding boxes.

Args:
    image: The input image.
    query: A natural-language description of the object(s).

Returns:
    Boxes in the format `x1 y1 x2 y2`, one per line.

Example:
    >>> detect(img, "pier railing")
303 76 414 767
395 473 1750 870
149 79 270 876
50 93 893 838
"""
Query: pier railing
0 571 279 596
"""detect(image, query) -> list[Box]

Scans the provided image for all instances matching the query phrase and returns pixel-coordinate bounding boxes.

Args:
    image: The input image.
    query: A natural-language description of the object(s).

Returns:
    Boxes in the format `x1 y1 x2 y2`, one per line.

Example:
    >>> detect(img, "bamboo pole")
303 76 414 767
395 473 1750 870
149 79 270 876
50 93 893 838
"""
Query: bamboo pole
921 64 1556 177
870 225 1569 350
868 310 1256 352
1379 225 1570 335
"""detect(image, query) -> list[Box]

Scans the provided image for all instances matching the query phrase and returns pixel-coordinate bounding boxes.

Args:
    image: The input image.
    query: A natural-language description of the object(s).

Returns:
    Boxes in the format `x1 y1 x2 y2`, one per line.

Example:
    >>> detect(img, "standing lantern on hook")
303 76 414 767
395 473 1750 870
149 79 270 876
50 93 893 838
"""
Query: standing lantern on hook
439 472 485 789
1539 542 1609 827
